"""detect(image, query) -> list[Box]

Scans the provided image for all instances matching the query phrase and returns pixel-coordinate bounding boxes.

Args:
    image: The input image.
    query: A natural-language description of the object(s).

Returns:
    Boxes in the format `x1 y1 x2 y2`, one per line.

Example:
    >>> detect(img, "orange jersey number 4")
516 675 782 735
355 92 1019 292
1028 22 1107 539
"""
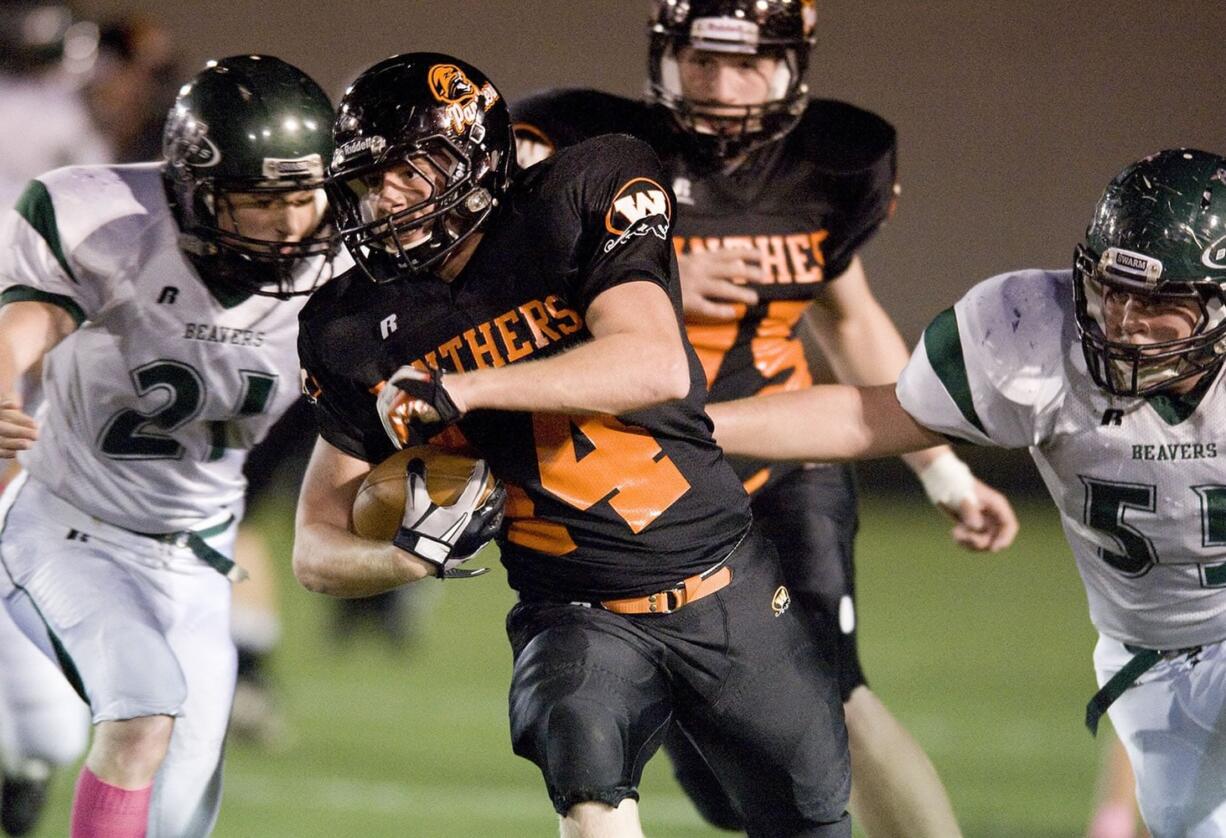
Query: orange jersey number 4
532 413 690 533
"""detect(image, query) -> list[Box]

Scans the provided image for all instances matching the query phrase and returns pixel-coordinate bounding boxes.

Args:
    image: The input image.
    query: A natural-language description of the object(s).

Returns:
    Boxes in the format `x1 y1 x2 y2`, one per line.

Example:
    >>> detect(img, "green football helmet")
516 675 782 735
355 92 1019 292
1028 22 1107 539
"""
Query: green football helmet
162 55 336 297
1074 148 1226 396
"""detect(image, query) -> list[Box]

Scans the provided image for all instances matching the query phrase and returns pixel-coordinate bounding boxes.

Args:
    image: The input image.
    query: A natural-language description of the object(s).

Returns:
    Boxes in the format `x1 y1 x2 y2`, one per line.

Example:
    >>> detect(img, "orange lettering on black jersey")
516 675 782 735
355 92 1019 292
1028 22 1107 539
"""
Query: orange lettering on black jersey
755 235 792 284
463 321 506 369
785 234 821 283
437 336 465 371
675 231 830 286
495 310 534 362
519 299 563 346
809 231 829 268
532 413 690 533
544 295 583 336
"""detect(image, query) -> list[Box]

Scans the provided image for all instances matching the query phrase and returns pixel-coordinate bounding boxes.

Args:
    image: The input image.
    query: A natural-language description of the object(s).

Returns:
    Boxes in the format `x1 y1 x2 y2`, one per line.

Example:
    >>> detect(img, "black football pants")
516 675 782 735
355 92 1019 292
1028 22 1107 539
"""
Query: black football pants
506 526 851 837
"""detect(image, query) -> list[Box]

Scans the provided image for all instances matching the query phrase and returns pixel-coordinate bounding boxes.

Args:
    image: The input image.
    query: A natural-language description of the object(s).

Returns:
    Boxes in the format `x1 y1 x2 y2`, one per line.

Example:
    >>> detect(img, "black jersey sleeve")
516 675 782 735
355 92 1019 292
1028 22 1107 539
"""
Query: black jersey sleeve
297 309 395 464
794 100 898 280
546 134 678 311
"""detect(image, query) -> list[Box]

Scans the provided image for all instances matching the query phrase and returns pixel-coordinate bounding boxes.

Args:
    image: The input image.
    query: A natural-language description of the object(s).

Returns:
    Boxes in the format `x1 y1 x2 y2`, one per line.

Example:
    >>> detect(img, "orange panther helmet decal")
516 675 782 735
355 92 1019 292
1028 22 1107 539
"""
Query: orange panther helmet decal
428 64 478 106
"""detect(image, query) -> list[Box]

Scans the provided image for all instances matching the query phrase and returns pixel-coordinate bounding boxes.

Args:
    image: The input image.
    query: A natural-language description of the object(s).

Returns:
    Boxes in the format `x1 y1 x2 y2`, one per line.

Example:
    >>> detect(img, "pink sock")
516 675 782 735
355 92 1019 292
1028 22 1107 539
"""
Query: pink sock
70 766 152 838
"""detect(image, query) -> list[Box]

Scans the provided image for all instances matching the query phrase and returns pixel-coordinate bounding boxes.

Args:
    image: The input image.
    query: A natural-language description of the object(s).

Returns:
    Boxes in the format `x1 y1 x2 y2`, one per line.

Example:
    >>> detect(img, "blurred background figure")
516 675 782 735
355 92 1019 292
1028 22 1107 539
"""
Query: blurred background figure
82 15 178 163
0 0 107 207
0 5 98 832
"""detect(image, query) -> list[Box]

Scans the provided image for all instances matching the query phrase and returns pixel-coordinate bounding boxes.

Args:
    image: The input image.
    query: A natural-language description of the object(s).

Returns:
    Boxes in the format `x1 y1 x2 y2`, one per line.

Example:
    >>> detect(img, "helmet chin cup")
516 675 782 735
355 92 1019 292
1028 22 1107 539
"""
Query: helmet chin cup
464 187 493 214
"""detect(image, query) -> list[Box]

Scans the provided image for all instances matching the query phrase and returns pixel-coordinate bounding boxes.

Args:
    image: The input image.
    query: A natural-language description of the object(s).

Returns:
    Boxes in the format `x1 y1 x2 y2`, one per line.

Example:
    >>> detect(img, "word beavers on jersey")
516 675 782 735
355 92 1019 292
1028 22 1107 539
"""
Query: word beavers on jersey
1131 442 1218 461
414 294 582 372
184 323 267 347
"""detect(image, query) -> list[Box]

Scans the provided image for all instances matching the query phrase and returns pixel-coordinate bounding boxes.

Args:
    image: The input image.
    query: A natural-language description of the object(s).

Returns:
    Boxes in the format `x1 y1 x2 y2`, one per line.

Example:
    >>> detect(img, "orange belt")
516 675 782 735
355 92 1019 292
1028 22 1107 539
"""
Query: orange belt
600 564 733 615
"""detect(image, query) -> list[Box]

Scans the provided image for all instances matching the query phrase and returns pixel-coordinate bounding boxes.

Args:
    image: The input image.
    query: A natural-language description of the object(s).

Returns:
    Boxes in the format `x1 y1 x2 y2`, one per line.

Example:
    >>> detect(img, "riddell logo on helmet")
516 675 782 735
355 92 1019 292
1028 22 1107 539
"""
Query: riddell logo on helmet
428 64 501 136
691 17 760 49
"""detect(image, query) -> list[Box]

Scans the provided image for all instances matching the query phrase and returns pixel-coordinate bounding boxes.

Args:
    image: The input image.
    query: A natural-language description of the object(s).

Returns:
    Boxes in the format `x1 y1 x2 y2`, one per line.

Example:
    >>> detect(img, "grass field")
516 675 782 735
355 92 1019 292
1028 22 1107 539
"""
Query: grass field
29 488 1105 837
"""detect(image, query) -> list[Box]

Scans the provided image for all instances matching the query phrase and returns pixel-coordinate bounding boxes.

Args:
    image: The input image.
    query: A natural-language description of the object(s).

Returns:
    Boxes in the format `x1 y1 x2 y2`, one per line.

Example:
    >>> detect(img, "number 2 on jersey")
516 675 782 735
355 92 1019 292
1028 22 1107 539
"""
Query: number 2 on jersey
98 360 276 460
532 413 690 533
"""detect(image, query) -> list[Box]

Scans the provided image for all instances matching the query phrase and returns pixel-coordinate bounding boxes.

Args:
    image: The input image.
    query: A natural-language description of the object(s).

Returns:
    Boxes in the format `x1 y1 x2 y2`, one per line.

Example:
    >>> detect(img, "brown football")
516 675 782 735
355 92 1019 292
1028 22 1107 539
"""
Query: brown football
351 445 495 541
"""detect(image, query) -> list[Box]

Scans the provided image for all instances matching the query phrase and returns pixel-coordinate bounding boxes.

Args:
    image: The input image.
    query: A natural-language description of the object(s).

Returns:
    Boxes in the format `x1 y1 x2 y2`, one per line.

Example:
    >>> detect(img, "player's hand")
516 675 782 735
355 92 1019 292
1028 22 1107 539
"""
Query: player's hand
376 366 464 448
677 248 762 323
391 456 505 579
917 452 1018 553
0 393 38 459
942 478 1019 553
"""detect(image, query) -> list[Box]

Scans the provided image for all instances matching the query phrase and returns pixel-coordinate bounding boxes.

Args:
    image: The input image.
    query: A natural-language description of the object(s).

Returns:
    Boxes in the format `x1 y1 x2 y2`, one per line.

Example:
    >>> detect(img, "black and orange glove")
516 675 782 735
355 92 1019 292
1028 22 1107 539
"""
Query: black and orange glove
376 366 463 448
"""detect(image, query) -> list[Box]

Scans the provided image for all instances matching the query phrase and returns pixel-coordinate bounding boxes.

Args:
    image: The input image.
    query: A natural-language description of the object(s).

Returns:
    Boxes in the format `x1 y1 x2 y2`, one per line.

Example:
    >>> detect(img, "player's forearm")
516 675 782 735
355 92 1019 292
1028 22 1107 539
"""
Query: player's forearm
0 301 71 397
447 331 690 416
808 294 956 471
709 383 942 462
808 294 911 387
292 520 432 597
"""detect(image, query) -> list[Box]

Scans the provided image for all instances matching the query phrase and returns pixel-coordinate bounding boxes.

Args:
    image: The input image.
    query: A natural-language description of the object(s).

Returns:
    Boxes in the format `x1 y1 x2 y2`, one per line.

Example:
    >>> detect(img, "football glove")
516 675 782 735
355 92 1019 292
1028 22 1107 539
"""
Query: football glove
377 366 462 449
391 456 504 579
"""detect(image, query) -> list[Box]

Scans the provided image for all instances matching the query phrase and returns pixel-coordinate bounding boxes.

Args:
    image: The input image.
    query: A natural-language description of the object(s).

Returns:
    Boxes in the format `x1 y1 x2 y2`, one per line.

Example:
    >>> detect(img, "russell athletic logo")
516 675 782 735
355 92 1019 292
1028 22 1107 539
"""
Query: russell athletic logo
603 178 672 253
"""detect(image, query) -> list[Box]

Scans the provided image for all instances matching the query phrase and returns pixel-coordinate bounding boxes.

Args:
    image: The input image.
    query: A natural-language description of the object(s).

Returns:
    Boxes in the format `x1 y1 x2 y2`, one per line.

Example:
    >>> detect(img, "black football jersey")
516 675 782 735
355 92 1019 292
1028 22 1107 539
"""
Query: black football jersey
299 134 751 601
513 89 897 493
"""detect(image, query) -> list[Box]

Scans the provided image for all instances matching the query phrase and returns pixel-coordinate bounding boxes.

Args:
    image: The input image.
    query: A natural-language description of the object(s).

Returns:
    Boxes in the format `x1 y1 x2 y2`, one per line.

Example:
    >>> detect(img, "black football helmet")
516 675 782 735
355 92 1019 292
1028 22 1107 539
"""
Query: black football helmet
1074 148 1226 396
647 0 817 161
162 55 337 298
327 52 515 282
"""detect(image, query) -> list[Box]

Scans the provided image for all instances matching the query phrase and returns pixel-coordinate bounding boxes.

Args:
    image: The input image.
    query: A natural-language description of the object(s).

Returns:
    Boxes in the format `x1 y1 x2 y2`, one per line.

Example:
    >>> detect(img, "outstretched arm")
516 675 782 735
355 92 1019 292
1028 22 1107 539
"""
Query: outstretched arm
708 384 1017 552
708 382 943 462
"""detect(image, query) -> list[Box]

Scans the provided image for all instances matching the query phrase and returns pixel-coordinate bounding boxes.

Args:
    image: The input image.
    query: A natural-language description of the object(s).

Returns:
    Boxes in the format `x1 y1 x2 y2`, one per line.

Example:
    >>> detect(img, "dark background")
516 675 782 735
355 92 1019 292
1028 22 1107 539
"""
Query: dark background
77 0 1223 345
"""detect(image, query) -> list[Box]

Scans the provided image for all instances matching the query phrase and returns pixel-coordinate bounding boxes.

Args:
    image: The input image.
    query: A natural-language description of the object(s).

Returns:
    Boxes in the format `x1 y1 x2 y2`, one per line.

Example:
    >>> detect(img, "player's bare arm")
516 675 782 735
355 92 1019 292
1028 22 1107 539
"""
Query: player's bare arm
809 257 1018 550
709 382 940 461
0 300 75 456
292 437 436 597
403 279 691 421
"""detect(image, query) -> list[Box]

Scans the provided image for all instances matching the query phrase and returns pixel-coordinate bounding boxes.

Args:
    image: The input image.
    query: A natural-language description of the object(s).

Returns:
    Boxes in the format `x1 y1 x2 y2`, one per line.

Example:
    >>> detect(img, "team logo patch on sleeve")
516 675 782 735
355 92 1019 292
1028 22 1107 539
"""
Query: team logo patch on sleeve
602 178 672 253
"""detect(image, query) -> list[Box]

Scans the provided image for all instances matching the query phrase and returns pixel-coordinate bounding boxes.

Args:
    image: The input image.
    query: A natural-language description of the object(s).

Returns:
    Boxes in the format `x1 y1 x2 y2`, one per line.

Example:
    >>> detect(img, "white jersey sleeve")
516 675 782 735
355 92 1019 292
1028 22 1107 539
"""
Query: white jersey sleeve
897 269 1072 450
0 167 149 322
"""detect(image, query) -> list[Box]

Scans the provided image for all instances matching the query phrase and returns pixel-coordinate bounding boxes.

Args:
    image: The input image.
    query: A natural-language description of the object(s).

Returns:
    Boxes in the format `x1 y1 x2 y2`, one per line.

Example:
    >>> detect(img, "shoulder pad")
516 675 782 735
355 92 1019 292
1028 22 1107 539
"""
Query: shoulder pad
789 99 896 174
512 88 661 150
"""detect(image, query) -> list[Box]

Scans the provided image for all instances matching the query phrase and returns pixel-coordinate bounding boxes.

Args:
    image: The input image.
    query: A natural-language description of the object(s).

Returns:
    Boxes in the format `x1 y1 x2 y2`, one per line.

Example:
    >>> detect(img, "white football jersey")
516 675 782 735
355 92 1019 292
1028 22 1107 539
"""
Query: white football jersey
898 269 1226 649
0 163 327 532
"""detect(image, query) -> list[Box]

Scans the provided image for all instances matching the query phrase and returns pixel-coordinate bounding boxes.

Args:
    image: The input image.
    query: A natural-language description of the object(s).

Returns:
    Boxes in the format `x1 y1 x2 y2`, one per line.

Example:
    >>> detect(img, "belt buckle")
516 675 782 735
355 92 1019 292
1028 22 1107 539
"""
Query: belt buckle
171 532 191 549
647 584 685 614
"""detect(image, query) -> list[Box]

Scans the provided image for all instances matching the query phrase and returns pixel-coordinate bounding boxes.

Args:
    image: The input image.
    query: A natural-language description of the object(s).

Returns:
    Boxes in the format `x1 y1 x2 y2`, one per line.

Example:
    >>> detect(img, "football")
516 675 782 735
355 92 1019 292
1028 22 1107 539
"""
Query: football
351 445 497 541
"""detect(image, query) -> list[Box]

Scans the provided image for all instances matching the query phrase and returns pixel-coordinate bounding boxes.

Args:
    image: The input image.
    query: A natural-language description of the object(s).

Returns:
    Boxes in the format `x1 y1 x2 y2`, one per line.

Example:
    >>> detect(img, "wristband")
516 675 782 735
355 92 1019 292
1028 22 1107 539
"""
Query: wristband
918 451 976 508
